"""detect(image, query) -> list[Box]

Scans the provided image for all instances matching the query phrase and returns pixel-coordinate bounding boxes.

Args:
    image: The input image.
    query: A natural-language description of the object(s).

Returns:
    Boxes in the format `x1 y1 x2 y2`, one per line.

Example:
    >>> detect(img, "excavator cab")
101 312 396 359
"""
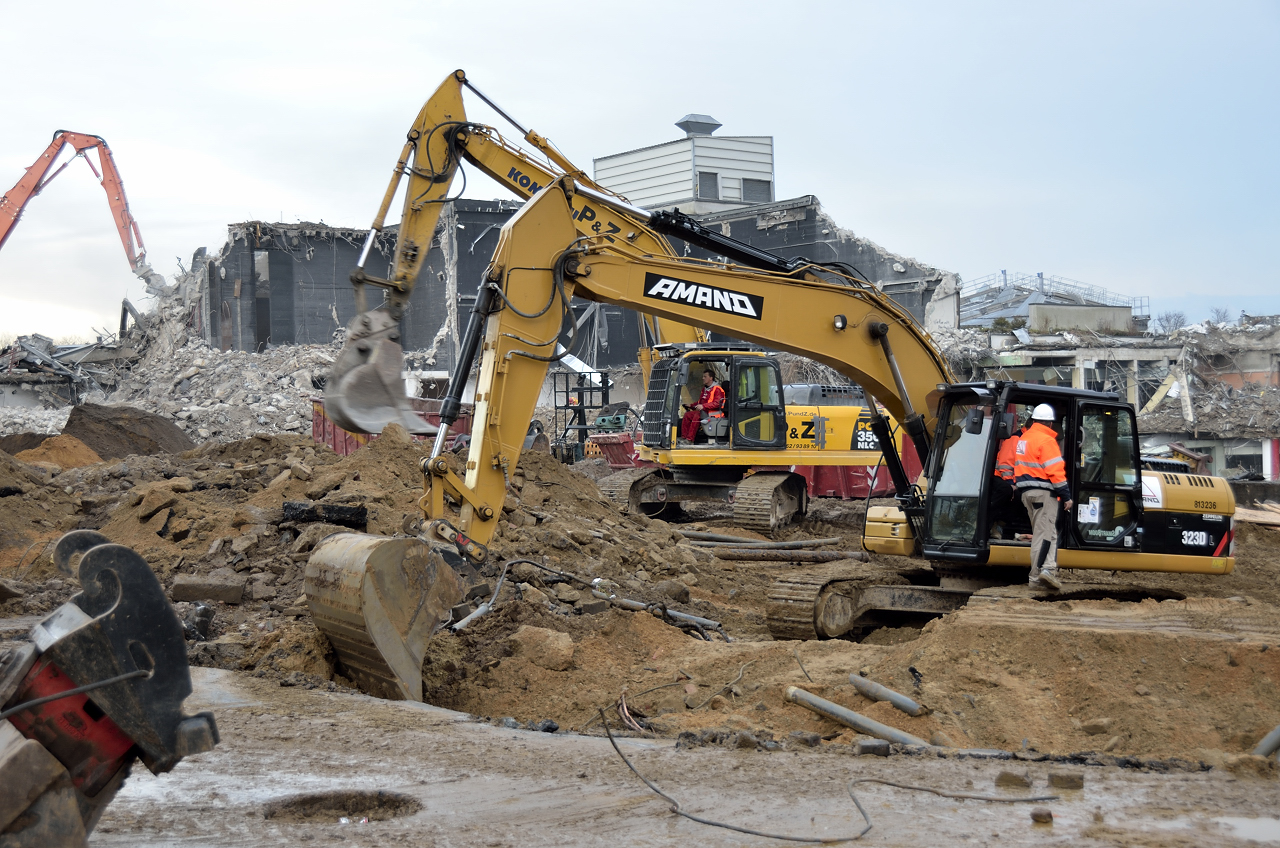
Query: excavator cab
906 381 1232 575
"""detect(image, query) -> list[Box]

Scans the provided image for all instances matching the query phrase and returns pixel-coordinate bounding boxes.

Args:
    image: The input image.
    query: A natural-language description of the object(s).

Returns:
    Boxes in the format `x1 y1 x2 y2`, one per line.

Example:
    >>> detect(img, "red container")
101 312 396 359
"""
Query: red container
310 397 475 457
588 431 643 469
794 441 924 500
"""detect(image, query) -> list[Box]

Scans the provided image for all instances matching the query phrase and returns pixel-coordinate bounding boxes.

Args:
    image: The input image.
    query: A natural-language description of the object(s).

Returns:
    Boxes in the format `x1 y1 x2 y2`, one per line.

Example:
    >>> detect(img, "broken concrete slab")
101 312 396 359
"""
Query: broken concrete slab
171 569 246 604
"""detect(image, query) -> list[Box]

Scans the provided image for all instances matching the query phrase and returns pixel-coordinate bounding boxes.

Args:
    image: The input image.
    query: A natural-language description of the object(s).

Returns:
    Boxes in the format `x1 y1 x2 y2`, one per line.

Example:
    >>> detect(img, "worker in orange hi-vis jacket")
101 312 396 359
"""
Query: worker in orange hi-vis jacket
989 421 1022 537
680 369 725 443
1013 404 1073 590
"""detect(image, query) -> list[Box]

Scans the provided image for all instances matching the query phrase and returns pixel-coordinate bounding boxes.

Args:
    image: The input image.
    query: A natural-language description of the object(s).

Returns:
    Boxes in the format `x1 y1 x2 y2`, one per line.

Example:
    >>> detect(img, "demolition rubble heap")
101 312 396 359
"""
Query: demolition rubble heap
1139 321 1280 441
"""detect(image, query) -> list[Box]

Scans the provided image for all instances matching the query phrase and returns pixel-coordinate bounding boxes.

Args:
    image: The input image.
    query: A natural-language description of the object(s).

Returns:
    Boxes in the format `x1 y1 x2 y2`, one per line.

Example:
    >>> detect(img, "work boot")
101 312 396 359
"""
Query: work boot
1039 568 1063 591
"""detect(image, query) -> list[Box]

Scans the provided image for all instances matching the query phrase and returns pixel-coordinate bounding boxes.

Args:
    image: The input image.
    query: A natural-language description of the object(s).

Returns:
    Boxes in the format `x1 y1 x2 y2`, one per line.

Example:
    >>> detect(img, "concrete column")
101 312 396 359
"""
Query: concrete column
1128 360 1140 406
1266 439 1280 481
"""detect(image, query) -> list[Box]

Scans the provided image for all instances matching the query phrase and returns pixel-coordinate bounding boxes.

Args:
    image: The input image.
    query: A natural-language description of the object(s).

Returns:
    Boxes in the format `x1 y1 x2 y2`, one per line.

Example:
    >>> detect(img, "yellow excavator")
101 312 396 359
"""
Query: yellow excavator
310 71 1236 701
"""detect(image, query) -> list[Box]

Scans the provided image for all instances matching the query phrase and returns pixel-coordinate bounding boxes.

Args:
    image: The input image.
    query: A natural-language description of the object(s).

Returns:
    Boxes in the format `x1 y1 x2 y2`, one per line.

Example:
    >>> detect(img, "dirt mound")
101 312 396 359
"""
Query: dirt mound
0 433 50 455
857 597 1280 760
15 434 102 469
64 402 195 459
0 451 81 573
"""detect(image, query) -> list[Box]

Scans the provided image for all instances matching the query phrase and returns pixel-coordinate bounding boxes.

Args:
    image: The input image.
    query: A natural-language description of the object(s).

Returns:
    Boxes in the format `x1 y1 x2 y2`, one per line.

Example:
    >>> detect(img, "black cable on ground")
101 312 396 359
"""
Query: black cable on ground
0 669 150 722
599 708 873 844
849 778 1059 804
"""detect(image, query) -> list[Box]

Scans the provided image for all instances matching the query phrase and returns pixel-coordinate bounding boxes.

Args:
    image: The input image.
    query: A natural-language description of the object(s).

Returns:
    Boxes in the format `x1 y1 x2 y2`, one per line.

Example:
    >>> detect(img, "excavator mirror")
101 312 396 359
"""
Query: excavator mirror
963 407 986 436
997 412 1015 440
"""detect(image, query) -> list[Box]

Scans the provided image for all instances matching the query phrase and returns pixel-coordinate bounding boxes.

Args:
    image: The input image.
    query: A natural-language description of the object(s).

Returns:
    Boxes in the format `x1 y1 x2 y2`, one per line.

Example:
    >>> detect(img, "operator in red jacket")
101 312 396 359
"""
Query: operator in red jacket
1013 404 1073 590
680 369 725 443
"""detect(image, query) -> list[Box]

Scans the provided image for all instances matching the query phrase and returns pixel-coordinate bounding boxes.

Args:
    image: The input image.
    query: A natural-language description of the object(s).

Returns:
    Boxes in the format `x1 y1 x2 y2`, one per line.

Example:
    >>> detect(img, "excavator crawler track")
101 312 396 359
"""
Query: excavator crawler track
599 467 662 513
766 565 860 640
733 472 806 534
766 564 973 641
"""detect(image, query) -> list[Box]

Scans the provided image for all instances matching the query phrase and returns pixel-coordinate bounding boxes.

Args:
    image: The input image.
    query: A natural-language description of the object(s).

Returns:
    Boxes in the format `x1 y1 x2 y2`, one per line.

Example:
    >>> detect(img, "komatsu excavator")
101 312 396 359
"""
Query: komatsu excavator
309 71 1236 701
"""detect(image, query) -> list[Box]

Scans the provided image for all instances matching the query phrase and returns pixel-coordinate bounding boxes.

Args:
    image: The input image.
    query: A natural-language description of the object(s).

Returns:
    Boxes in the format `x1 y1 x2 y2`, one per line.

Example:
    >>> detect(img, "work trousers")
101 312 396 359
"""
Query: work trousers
1020 488 1060 576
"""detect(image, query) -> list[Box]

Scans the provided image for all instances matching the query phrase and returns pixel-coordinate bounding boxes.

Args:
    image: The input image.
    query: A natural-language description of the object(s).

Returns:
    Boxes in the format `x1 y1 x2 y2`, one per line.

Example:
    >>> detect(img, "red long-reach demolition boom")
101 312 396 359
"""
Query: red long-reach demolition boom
0 130 148 271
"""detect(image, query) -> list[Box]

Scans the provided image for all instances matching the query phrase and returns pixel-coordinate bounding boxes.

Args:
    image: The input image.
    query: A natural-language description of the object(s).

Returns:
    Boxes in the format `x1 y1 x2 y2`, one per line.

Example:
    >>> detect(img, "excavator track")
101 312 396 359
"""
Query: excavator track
733 472 807 534
766 564 973 641
766 565 862 640
599 467 663 513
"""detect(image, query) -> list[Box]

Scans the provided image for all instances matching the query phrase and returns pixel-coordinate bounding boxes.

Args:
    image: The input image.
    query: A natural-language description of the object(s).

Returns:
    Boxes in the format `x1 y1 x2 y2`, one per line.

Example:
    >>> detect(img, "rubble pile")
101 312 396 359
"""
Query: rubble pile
925 326 996 379
0 332 138 406
0 407 71 438
103 338 337 442
1141 380 1280 441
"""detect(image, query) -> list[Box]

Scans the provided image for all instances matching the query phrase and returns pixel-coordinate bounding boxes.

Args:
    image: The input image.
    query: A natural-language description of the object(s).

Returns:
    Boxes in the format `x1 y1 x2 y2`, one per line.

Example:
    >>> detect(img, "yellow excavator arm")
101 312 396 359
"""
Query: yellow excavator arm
424 179 953 549
327 70 704 434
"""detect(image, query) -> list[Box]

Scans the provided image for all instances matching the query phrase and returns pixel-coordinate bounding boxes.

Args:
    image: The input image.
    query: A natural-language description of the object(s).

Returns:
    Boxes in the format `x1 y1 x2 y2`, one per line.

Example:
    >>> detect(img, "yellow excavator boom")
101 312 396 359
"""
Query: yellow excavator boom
326 70 704 434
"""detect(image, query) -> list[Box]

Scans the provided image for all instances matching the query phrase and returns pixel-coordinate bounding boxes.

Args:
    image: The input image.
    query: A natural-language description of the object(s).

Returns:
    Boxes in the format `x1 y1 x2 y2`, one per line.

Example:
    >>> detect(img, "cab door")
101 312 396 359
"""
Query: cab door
1069 402 1143 550
730 358 786 448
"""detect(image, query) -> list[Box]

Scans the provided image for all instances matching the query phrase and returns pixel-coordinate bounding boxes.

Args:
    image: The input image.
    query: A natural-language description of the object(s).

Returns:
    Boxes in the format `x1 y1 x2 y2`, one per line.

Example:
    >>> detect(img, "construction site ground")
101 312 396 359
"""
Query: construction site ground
2 416 1279 844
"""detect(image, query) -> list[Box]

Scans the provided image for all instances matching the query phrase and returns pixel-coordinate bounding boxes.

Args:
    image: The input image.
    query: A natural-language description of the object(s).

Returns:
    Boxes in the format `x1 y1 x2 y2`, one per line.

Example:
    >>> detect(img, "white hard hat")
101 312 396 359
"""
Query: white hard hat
1031 403 1056 422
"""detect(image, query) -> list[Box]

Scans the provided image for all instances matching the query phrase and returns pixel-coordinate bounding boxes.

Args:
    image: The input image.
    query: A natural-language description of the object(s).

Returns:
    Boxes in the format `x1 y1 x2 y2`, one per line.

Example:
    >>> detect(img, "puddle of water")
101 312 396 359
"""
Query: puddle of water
187 667 262 710
1215 816 1280 843
1131 814 1280 843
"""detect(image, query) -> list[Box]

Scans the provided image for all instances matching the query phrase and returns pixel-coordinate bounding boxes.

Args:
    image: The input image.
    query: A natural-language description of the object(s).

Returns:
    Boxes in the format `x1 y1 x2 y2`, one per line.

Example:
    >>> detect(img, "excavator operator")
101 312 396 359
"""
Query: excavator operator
680 369 725 443
1013 403 1072 590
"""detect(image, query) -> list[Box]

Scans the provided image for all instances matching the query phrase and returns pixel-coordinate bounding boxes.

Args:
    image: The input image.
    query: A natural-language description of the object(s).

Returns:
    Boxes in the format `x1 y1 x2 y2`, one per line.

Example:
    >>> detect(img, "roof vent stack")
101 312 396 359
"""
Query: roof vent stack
675 114 722 137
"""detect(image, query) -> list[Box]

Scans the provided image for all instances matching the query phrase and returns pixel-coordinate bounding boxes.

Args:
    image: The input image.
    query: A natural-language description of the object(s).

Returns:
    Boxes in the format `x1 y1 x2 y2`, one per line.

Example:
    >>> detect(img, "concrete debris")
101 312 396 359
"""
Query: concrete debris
0 332 138 407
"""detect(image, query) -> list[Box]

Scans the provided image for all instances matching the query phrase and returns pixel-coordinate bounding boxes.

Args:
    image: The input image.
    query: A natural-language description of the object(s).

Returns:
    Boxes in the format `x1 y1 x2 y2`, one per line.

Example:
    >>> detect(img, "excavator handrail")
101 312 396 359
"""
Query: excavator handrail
0 130 148 272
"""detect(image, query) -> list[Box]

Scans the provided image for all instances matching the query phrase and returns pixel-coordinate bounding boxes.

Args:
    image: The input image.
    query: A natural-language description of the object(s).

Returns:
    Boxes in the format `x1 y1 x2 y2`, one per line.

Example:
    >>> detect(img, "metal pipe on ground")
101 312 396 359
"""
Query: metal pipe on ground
849 674 929 717
690 537 843 550
1254 724 1280 758
784 686 929 747
590 590 731 640
709 550 869 563
679 530 766 544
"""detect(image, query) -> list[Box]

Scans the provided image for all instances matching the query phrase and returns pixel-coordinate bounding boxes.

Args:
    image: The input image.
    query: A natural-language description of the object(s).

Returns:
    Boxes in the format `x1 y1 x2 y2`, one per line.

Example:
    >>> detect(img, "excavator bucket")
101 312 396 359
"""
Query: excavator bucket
325 309 439 435
305 533 465 701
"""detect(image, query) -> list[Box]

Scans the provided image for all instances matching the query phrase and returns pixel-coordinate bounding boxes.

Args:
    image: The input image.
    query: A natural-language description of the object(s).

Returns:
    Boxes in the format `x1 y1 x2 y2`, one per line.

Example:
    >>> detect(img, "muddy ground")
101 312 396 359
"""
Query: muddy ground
93 668 1280 847
2 422 1279 842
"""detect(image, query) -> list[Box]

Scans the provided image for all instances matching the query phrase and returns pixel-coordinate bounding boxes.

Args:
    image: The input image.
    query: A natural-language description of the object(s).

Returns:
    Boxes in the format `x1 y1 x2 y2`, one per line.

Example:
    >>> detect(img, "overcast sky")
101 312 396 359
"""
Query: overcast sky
1 1 1275 340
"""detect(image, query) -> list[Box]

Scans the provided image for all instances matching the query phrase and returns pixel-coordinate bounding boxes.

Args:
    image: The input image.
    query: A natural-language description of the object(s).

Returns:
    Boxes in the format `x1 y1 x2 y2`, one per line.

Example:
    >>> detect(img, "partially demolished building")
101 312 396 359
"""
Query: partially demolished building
193 115 959 370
